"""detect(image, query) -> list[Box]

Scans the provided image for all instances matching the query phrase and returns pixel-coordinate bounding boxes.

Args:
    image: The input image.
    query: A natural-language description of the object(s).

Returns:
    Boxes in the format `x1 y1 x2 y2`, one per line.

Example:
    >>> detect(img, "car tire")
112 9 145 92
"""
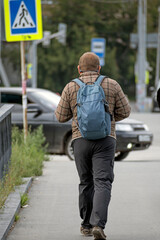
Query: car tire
65 136 74 160
65 137 130 162
115 151 129 161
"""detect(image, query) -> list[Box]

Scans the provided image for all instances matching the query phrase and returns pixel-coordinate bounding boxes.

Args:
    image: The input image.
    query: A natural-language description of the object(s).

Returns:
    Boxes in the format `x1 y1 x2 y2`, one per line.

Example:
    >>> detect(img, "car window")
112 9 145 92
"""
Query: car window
1 93 32 112
1 93 22 104
1 93 23 112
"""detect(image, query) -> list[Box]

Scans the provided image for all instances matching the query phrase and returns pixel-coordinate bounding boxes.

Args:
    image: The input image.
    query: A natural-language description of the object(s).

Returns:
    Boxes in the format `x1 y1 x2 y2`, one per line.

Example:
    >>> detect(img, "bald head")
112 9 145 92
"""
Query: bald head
78 52 100 72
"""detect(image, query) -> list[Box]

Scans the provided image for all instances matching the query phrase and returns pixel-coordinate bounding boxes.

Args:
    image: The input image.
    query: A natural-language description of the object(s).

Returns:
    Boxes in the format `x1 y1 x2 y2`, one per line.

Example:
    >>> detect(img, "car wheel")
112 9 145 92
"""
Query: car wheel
65 136 74 160
115 151 129 161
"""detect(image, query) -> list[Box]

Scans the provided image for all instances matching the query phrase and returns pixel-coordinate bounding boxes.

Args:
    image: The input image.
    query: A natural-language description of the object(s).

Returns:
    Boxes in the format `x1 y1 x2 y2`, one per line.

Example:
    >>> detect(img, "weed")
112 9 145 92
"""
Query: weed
0 126 48 209
20 193 29 207
15 214 20 222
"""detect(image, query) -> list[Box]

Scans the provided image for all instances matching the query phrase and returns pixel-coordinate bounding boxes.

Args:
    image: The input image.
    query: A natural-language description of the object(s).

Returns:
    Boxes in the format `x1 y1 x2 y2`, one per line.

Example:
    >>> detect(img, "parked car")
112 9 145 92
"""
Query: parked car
150 84 160 112
0 87 153 161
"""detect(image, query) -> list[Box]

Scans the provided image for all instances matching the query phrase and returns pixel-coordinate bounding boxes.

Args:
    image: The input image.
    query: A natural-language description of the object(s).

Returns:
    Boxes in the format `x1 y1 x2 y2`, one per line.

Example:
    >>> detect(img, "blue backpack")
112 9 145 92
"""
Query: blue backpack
73 75 112 140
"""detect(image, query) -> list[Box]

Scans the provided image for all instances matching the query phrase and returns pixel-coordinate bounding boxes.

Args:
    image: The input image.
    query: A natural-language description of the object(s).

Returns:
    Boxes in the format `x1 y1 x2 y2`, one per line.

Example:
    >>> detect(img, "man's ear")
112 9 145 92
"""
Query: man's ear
77 65 81 74
98 65 101 73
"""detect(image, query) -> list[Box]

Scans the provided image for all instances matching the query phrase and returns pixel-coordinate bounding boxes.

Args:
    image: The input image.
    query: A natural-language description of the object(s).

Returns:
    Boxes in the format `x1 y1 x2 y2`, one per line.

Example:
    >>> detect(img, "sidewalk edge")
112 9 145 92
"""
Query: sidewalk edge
0 177 33 240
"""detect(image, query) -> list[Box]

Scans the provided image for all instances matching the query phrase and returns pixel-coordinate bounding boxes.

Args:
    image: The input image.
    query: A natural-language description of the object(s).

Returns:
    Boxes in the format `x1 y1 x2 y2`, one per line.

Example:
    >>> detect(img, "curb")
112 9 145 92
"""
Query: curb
0 177 33 240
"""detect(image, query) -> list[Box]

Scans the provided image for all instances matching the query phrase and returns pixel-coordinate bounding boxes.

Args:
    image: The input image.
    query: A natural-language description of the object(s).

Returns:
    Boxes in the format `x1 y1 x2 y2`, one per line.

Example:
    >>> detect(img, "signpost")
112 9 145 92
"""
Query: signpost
4 0 43 42
3 0 43 139
91 38 106 66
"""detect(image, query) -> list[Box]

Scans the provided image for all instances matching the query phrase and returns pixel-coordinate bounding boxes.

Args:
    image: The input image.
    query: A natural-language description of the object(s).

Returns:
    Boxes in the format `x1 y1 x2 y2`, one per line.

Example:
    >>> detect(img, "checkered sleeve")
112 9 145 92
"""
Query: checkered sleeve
55 84 72 122
114 82 131 121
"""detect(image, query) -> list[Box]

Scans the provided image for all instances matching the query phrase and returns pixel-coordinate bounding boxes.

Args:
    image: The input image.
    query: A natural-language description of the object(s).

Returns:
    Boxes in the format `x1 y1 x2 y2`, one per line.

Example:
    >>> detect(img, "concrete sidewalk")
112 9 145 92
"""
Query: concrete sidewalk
0 178 33 240
6 152 160 240
6 156 82 240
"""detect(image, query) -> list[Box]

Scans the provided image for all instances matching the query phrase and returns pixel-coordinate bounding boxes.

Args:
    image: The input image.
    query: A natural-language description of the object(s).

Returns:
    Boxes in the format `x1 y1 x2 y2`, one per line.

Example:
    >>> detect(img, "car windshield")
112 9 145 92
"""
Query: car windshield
28 90 60 110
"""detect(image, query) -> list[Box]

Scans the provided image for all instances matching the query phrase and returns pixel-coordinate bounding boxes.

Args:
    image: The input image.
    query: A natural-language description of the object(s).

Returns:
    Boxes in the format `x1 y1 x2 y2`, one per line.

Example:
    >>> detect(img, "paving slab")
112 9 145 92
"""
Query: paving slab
5 152 160 240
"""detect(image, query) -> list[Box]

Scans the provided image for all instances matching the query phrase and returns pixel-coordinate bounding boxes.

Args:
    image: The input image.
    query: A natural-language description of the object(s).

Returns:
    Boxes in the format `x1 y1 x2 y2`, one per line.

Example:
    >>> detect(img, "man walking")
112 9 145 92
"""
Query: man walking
55 52 131 239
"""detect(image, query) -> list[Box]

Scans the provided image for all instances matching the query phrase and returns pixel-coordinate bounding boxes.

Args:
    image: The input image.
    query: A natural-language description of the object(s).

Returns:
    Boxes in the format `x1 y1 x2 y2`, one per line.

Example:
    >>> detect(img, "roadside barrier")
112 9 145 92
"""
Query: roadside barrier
0 104 14 180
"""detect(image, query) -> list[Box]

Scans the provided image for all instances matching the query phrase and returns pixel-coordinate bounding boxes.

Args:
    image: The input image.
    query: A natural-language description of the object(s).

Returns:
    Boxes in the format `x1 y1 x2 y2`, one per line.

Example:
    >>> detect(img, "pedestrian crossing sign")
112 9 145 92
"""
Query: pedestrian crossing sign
4 0 43 42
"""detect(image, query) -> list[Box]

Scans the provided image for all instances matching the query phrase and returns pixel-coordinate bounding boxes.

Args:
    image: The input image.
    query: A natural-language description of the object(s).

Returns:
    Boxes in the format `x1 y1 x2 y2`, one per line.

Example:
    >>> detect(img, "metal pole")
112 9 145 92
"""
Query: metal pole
0 0 1 59
32 41 37 88
138 0 143 85
136 0 147 111
155 7 160 89
0 0 1 103
143 0 147 80
142 0 147 99
20 41 28 140
136 0 143 110
0 0 10 87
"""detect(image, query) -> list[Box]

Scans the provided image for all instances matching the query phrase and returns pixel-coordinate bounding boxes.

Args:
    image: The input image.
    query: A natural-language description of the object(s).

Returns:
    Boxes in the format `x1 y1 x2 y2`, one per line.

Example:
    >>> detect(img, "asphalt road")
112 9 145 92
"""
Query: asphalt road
7 113 160 240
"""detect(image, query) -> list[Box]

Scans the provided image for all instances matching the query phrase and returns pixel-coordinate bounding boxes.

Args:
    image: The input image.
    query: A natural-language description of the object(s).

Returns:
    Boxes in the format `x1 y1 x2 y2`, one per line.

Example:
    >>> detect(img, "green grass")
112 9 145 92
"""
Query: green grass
20 193 29 207
0 126 48 209
14 214 20 222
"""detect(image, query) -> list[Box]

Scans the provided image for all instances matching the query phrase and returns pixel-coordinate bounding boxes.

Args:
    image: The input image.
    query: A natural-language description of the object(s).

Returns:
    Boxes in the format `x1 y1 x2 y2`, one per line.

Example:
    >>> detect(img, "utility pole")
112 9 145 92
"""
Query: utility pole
155 7 160 89
136 0 147 111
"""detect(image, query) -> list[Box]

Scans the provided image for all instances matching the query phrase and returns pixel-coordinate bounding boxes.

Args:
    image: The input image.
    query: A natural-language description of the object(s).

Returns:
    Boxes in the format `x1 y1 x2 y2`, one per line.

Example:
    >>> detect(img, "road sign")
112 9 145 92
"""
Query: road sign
4 0 43 42
91 38 106 66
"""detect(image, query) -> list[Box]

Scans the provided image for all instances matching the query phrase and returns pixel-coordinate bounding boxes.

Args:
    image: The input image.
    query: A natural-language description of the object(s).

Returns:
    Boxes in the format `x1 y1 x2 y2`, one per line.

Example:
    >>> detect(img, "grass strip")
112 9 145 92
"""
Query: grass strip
0 125 48 209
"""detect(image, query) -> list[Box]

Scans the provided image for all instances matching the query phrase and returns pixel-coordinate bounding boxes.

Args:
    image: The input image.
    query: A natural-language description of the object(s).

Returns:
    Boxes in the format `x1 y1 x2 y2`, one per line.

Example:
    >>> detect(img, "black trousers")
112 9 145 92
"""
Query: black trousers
73 136 116 229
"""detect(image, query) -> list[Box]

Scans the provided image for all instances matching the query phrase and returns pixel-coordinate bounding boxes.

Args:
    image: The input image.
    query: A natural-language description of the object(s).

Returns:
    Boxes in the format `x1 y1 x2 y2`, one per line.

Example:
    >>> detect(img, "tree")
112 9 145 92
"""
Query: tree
2 0 159 99
38 0 139 97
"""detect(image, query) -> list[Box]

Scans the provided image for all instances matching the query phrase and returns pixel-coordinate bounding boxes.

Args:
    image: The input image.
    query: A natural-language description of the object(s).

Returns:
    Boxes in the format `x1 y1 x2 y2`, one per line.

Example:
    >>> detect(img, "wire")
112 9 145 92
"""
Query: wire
41 0 136 5
92 0 136 3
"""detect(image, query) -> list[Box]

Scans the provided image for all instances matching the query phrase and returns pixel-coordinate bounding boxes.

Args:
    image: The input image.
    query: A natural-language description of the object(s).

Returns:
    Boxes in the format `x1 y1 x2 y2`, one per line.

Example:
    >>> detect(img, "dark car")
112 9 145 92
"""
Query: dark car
0 87 153 161
150 84 160 112
115 118 153 160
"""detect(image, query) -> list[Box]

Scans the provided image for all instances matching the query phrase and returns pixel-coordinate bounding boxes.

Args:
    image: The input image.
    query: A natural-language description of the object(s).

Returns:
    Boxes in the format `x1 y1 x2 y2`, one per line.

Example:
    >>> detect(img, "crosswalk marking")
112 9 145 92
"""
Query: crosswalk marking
12 1 35 29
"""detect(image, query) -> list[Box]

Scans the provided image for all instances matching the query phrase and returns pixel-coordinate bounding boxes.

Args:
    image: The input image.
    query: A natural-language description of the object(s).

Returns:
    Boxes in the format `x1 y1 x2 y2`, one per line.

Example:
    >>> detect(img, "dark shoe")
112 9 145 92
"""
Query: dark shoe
92 226 106 240
80 226 93 236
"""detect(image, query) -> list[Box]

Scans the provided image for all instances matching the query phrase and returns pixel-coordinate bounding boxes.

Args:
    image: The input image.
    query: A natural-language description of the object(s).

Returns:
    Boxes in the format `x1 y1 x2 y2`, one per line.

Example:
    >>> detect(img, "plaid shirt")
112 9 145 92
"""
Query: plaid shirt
55 72 131 140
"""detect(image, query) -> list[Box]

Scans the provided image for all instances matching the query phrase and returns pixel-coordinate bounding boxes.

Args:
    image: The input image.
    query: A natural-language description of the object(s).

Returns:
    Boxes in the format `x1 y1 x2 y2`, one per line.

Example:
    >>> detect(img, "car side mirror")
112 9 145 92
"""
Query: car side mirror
27 104 42 118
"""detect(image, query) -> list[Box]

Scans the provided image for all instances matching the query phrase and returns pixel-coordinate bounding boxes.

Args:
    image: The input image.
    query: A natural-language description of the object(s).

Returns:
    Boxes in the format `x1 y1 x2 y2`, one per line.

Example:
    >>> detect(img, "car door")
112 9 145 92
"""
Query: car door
26 104 59 151
26 104 71 154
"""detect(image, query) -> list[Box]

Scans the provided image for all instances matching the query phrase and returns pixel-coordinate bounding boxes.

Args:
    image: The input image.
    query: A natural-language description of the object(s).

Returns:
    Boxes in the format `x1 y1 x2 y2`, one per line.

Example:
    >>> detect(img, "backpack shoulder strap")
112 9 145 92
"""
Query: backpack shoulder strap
95 75 106 86
72 78 85 88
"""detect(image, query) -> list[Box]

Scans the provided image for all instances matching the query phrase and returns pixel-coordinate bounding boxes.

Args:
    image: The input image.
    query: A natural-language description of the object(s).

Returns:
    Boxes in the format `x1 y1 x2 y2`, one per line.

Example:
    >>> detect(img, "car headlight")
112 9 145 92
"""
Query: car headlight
116 123 133 131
